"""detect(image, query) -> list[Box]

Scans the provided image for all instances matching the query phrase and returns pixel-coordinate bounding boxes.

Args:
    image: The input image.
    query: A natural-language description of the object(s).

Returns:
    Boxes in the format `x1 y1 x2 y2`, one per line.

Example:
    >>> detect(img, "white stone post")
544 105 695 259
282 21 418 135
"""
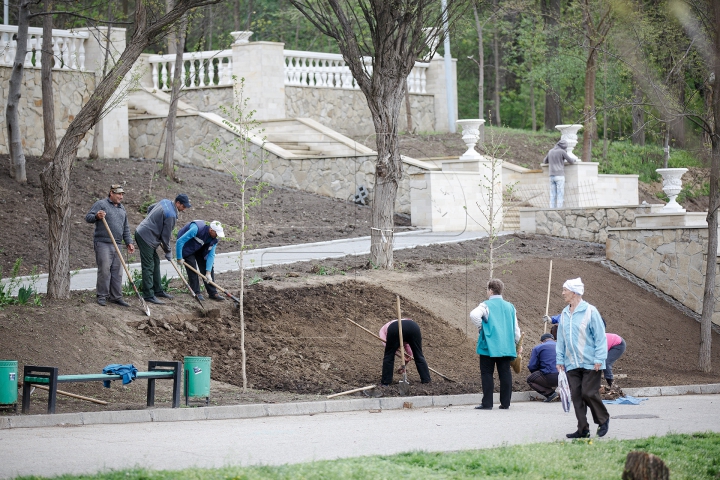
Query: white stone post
555 124 583 161
657 168 688 212
231 32 286 121
76 26 129 158
425 55 457 133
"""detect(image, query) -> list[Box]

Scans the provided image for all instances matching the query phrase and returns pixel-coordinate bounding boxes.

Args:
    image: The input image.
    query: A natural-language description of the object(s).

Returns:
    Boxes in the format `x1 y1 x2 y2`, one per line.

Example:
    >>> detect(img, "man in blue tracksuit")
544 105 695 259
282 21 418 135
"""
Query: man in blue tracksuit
176 220 225 301
134 194 191 304
556 277 610 439
527 333 559 402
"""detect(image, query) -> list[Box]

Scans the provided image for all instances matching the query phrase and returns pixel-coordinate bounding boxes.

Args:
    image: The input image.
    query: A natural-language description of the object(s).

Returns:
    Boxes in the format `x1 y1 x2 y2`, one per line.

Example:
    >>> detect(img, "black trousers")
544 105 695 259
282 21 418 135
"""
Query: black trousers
567 368 609 432
479 355 513 408
381 320 431 385
183 252 218 296
526 371 559 397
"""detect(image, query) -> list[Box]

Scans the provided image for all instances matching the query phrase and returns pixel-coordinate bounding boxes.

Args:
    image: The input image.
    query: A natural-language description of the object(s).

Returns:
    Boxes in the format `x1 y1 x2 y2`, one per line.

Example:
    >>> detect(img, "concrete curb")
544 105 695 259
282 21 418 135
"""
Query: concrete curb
4 384 718 430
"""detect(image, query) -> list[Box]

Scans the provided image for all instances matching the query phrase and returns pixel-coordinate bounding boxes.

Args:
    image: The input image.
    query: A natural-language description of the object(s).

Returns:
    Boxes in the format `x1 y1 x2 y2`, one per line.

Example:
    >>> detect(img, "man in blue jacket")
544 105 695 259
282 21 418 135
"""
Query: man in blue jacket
176 220 225 301
556 277 610 439
527 333 559 402
134 194 191 304
470 278 522 410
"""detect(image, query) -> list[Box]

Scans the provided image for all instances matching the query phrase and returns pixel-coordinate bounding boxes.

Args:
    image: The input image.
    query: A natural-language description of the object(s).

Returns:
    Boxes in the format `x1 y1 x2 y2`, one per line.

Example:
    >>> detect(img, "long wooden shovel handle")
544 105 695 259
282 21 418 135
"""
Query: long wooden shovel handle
181 260 241 303
25 383 108 405
327 385 376 399
396 296 406 369
344 317 456 382
100 217 150 316
544 260 553 334
169 259 205 310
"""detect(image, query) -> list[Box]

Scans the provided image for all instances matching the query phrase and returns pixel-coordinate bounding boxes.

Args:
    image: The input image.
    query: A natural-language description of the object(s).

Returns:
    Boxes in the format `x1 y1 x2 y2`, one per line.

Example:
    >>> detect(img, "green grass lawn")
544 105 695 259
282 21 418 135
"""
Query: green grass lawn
17 432 720 480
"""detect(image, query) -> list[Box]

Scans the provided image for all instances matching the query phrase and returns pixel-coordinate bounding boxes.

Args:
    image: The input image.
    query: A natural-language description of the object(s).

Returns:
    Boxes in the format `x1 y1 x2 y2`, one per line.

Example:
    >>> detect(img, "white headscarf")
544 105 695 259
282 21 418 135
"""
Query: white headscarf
563 278 584 296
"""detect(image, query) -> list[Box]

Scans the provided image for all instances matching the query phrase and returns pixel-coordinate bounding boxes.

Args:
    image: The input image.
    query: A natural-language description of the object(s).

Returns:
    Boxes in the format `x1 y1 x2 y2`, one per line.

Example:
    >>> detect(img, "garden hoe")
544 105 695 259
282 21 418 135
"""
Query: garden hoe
543 260 553 333
100 217 150 316
181 261 241 307
169 259 205 310
396 295 410 396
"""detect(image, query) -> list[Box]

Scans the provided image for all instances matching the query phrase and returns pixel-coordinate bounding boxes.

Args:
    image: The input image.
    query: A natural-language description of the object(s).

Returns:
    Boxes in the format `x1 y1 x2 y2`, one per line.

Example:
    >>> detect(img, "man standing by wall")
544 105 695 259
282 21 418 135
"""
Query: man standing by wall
556 277 610 439
470 279 522 410
134 194 191 305
176 220 225 301
543 139 576 208
85 184 136 307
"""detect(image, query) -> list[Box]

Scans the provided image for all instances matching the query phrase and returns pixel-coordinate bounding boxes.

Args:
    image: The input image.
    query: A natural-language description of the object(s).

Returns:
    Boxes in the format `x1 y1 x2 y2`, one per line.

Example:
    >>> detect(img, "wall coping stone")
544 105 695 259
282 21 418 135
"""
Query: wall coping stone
608 226 708 231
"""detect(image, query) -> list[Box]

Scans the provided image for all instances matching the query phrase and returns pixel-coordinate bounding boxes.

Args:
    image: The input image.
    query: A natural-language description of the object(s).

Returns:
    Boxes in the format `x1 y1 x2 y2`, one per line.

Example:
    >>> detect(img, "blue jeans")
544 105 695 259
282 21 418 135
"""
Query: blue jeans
549 175 565 208
604 339 626 381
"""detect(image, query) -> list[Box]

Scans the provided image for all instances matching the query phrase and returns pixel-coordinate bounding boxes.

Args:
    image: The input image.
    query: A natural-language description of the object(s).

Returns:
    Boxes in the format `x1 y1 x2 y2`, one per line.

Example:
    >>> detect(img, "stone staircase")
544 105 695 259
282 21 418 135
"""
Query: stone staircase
259 118 373 158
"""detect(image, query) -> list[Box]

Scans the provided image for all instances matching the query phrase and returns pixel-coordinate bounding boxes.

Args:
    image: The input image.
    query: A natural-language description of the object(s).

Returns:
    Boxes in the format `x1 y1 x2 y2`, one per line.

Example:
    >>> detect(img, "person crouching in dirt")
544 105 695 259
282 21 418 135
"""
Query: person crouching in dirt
377 319 431 391
85 184 135 307
470 278 522 410
556 278 610 439
134 194 191 305
526 333 559 402
176 220 225 301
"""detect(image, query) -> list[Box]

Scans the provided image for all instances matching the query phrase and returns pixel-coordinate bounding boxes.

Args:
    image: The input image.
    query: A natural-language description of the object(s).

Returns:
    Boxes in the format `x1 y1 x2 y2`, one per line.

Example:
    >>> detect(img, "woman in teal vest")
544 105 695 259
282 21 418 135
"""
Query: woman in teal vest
470 278 522 410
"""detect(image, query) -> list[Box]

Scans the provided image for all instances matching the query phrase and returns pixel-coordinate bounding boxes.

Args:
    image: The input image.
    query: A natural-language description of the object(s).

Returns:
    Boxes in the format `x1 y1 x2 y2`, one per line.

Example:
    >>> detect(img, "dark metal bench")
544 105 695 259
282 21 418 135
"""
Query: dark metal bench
22 361 182 414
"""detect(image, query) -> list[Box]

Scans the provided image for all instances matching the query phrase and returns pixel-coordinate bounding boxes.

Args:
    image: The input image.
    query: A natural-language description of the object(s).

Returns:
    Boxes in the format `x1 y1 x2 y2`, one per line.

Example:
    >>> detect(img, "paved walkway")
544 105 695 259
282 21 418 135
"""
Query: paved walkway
1 229 494 295
1 394 718 478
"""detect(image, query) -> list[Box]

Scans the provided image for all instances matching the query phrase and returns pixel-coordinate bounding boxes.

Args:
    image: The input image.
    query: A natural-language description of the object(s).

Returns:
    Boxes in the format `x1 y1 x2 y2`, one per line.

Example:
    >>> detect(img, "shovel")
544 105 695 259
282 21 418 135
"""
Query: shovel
100 217 150 316
181 261 241 306
396 295 410 396
169 259 205 310
543 260 553 333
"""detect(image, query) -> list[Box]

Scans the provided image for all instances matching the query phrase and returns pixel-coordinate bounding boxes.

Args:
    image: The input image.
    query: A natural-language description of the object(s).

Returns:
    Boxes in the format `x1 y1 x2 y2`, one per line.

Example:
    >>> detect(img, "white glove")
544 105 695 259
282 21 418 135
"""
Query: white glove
164 252 172 262
205 271 213 282
542 315 551 323
177 258 184 264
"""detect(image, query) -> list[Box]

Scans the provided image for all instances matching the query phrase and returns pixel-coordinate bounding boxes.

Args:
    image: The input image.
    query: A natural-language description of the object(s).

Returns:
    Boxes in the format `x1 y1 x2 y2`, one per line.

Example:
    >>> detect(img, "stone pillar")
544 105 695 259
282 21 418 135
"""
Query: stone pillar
231 32 286 121
76 27 129 158
425 55 458 133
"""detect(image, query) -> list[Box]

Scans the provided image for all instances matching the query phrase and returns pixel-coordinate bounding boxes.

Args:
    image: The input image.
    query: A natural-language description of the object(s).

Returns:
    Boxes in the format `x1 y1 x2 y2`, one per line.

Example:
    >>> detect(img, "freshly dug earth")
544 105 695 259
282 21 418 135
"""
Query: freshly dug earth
4 234 719 415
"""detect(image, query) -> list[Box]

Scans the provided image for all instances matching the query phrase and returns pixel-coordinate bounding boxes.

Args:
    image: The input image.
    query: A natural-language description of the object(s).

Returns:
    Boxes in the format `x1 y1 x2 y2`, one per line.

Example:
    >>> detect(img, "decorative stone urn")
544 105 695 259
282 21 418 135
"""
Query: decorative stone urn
456 119 485 160
657 168 688 212
231 31 253 45
555 124 583 161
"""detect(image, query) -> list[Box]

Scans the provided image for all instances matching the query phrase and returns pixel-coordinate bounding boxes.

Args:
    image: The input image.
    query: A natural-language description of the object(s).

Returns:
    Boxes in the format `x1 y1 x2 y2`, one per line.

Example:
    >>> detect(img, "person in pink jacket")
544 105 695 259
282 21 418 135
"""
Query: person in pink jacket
604 333 626 387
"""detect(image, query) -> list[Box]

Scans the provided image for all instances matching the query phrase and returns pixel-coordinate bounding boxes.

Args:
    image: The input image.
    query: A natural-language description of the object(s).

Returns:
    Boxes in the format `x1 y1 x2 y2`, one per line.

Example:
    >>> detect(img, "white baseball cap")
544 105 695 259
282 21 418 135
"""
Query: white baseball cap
210 221 225 238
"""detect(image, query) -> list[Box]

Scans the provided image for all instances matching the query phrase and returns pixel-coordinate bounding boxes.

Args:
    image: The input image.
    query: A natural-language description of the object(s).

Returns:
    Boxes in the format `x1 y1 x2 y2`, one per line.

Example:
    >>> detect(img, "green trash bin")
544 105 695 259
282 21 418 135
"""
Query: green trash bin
184 356 211 406
0 360 18 407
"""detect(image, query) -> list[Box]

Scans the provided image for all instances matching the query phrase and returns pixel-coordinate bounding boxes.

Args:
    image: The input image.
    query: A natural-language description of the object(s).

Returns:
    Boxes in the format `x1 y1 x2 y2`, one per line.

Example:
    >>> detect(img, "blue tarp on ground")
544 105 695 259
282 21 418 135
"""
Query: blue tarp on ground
603 395 648 405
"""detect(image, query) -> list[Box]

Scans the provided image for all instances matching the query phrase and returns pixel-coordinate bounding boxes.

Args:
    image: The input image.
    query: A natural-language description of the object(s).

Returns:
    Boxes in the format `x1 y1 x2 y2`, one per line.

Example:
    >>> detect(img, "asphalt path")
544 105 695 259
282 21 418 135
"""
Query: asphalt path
1 394 718 478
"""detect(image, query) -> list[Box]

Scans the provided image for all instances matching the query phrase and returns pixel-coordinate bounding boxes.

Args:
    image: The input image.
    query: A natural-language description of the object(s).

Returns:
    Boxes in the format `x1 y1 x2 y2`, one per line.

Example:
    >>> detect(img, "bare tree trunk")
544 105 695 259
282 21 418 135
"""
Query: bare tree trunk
581 46 597 162
472 2 485 143
602 50 607 161
529 60 536 131
41 0 56 162
245 0 253 30
166 0 176 55
233 0 240 30
699 0 720 372
369 90 404 269
90 4 113 160
492 0 501 126
40 0 204 298
206 5 213 50
663 126 670 169
162 14 187 179
6 0 30 183
631 81 645 145
404 87 413 133
542 0 561 130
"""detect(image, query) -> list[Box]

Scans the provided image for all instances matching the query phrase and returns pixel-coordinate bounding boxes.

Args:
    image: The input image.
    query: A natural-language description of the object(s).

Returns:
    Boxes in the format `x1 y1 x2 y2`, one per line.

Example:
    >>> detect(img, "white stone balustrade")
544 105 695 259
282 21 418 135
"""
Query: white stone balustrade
283 49 428 93
0 25 88 70
147 50 233 91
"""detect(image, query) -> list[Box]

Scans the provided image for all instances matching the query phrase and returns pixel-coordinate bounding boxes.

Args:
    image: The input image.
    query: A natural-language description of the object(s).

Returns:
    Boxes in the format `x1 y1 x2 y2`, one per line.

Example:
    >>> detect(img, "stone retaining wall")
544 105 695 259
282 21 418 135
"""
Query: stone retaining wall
521 206 655 243
285 87 436 137
129 115 416 213
178 87 234 118
0 66 95 157
606 227 720 324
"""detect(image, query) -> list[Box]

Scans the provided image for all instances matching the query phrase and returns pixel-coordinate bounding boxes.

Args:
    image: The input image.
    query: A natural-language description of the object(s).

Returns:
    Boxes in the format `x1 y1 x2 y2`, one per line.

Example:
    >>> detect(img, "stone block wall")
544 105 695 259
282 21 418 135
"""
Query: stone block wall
523 206 654 243
606 227 719 324
180 87 234 118
0 66 95 157
128 115 416 214
285 86 435 137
